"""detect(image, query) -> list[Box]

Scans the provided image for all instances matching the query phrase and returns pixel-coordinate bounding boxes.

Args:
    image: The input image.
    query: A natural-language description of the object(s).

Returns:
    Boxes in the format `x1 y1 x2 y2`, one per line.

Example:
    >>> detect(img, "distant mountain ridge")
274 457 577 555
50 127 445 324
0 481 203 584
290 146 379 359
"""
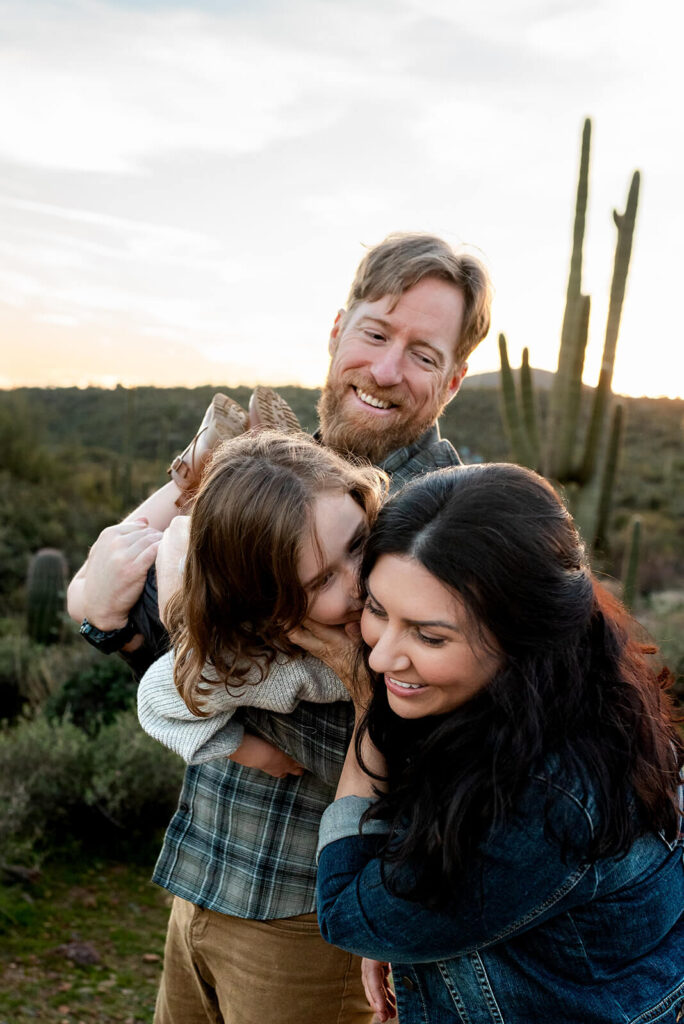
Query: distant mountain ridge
464 368 557 391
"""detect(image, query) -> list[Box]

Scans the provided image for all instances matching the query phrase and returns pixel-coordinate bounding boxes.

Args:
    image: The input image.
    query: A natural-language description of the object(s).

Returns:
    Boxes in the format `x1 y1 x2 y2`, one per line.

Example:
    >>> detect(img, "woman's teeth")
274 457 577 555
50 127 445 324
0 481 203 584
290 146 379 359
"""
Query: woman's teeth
389 678 423 690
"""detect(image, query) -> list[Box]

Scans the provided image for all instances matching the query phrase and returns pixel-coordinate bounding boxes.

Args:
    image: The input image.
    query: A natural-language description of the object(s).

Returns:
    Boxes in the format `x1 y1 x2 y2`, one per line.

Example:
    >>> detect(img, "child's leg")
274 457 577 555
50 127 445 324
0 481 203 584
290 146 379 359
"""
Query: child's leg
248 387 302 433
168 394 249 511
122 482 183 530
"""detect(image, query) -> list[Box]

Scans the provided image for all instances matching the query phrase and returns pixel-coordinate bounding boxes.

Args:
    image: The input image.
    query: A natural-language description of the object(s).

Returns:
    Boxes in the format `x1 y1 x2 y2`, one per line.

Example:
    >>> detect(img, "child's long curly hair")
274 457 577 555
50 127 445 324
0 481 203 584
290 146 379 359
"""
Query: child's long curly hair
167 430 386 715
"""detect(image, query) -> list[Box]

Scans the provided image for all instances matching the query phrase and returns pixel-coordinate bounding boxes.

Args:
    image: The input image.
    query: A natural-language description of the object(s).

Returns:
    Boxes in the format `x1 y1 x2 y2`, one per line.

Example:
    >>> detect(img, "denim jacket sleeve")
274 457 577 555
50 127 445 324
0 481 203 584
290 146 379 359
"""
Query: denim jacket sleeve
317 778 597 963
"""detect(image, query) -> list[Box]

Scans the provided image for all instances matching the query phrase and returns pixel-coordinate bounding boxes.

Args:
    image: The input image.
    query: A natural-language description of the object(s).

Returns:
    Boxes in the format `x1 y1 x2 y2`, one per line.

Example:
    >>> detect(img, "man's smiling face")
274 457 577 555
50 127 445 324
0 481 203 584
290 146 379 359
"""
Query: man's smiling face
317 276 467 463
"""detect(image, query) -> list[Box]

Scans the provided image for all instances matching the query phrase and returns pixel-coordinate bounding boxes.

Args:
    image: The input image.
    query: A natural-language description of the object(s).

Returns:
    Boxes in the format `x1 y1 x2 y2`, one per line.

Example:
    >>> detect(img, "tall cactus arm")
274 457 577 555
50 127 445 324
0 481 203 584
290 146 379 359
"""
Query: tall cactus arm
547 118 592 479
581 171 640 484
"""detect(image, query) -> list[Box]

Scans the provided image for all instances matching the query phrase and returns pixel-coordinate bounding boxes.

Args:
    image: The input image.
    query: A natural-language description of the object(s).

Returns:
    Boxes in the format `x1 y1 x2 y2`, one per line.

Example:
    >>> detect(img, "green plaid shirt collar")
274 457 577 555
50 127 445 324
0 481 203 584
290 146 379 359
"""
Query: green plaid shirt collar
152 423 461 919
380 424 460 493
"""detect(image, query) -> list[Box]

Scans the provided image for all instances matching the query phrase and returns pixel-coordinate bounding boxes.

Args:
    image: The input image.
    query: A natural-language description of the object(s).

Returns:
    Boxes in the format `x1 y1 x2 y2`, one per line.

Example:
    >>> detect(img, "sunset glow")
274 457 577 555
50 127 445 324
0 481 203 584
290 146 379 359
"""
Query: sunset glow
1 0 682 399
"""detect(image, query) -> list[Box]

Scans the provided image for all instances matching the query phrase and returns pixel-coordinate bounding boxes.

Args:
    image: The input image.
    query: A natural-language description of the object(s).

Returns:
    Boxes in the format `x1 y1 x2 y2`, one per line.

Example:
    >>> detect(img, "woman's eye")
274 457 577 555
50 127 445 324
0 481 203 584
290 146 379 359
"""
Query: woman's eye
417 631 446 647
364 598 385 617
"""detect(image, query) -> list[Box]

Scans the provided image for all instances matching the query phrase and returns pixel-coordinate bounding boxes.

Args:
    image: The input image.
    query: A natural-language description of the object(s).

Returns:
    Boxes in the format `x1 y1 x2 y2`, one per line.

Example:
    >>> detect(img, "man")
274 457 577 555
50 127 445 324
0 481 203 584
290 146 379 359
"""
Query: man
69 233 492 1024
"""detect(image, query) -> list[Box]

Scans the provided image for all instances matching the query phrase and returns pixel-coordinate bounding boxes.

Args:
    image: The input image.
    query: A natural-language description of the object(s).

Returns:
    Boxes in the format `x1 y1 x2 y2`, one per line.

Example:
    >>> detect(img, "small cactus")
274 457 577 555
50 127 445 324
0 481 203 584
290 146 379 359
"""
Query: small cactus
498 334 536 469
26 548 68 645
622 517 642 609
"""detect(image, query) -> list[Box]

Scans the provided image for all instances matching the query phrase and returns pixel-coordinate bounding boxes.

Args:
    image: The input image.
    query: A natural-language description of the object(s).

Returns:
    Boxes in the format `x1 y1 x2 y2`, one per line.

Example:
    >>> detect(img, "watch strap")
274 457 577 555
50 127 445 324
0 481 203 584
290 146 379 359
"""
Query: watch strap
79 617 136 654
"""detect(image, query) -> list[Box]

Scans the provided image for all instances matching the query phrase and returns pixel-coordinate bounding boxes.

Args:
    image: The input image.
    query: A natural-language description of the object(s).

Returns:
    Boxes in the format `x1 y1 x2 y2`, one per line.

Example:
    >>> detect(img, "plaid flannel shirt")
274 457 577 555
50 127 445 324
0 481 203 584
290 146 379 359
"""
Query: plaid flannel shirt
151 424 460 918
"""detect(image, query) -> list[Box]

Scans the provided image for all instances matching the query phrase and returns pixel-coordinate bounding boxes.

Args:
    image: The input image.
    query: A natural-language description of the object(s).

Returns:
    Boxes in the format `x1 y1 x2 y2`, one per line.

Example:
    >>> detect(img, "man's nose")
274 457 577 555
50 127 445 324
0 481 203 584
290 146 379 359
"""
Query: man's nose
369 343 404 388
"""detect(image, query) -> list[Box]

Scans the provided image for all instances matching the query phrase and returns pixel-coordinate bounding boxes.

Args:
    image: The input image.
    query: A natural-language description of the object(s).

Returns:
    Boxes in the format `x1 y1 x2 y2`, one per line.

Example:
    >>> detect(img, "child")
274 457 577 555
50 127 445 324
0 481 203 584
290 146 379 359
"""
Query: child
137 430 386 775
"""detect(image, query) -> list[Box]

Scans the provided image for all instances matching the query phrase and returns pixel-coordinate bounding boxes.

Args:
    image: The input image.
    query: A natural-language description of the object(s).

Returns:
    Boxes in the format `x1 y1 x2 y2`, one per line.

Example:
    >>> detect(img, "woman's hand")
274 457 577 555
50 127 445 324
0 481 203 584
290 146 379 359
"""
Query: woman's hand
156 516 191 626
361 958 396 1022
288 619 370 702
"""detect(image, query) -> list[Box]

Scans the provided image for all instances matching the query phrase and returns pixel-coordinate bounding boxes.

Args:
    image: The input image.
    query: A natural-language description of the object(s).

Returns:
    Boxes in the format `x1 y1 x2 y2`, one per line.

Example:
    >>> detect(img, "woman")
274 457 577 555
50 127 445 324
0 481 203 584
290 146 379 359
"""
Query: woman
315 463 684 1024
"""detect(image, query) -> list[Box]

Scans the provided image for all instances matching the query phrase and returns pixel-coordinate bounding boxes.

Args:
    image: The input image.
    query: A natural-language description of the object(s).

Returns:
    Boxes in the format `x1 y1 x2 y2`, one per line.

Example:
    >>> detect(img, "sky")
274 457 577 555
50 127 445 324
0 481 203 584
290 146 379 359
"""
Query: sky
0 0 682 398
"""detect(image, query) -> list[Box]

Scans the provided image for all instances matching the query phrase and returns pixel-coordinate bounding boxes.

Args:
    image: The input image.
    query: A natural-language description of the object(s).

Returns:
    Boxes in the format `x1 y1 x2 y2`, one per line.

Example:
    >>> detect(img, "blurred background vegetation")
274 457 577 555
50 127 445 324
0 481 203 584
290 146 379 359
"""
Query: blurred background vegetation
0 374 682 875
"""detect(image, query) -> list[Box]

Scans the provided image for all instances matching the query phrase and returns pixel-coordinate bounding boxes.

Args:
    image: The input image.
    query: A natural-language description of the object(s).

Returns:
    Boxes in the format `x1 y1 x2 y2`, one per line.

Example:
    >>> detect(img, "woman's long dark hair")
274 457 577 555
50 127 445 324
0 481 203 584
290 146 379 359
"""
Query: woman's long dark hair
358 464 682 904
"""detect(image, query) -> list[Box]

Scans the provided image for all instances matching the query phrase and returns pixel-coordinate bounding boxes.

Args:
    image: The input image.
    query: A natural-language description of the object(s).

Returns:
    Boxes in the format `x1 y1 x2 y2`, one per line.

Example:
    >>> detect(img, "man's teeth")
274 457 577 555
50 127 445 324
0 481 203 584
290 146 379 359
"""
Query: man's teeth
390 678 423 690
356 388 393 410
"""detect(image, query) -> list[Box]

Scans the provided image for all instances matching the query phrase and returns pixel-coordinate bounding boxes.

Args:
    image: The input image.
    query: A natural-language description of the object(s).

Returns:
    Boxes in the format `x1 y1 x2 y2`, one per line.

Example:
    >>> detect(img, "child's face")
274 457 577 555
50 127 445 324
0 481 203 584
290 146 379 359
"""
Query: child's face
297 490 368 627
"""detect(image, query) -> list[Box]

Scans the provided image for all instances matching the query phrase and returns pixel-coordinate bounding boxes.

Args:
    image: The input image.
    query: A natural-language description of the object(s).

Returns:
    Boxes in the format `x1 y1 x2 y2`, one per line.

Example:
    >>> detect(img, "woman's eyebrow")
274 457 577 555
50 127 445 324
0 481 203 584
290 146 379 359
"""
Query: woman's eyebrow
365 584 460 631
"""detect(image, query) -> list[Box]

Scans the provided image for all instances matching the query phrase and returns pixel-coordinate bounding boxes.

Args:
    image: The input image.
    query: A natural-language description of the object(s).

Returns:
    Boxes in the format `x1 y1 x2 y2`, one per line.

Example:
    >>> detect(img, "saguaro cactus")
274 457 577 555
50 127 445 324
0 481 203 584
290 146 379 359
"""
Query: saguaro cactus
580 170 640 484
547 118 592 482
498 118 640 551
622 517 642 609
26 548 68 645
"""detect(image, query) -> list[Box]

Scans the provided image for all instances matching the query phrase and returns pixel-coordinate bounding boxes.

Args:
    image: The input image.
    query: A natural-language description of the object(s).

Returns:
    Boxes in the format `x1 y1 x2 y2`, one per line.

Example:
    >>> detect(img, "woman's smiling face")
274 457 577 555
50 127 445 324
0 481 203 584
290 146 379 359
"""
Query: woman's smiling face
361 553 502 718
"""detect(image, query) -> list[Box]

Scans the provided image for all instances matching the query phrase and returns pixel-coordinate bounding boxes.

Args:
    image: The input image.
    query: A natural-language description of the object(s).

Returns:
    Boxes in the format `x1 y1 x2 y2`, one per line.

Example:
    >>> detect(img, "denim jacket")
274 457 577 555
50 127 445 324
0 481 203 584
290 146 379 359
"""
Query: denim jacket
317 770 684 1024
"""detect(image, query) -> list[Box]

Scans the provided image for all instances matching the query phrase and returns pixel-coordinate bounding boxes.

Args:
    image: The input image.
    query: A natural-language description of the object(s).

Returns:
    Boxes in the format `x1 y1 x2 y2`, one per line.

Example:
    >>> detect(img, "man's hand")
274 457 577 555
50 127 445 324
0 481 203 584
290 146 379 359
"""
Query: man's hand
74 518 162 630
155 516 191 626
289 619 370 702
228 734 305 779
361 959 396 1022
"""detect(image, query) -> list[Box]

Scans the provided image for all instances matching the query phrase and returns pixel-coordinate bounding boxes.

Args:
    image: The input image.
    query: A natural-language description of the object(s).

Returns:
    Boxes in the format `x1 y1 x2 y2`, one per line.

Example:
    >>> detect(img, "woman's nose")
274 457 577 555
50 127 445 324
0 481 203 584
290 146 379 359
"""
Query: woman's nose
368 628 411 674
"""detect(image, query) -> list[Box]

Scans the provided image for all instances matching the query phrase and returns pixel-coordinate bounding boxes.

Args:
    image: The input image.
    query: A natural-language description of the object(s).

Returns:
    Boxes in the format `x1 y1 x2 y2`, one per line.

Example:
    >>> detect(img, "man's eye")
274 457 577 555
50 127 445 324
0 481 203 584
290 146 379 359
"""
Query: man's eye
414 351 437 367
364 330 385 342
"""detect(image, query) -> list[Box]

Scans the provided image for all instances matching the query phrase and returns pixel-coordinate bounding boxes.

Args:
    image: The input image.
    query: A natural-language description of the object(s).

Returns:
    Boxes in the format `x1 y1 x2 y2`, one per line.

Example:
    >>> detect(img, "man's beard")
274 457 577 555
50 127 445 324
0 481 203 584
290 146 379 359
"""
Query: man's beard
317 372 450 466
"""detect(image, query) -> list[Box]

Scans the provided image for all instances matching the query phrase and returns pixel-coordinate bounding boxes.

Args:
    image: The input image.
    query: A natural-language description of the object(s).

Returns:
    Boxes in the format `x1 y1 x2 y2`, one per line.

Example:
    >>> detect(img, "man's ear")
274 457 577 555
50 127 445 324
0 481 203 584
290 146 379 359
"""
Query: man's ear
444 362 468 404
328 309 345 356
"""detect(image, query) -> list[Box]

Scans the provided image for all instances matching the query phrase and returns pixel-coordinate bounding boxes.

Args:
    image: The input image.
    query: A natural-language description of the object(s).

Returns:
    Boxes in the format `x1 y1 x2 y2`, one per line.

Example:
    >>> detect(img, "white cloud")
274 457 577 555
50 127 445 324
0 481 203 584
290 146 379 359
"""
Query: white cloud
0 0 681 397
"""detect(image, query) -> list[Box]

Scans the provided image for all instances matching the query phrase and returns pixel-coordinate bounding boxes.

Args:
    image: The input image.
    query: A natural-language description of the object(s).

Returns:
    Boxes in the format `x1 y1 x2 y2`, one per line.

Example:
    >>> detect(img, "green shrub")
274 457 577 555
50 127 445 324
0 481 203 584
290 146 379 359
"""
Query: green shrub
0 714 91 864
0 710 184 865
46 656 138 736
89 711 185 830
0 627 100 723
0 633 53 720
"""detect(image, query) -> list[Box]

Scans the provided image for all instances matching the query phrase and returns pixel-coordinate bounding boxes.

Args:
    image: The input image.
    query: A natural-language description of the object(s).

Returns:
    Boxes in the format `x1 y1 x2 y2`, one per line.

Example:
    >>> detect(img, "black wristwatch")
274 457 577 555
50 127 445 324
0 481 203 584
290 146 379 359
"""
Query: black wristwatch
79 617 137 654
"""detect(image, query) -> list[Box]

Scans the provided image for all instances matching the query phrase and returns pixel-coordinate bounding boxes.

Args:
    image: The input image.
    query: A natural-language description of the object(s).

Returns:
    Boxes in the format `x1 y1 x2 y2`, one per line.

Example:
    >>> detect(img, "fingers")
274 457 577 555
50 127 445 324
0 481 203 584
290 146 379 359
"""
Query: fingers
361 959 396 1021
287 625 326 658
